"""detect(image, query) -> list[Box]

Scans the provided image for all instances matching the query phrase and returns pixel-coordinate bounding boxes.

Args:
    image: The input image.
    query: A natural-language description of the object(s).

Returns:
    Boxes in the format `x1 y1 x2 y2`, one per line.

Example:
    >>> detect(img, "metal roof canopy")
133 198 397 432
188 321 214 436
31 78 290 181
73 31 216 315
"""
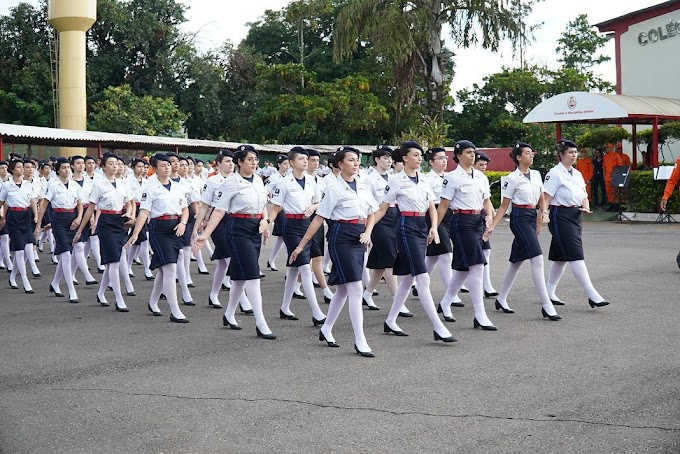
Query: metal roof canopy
0 123 376 159
523 91 680 167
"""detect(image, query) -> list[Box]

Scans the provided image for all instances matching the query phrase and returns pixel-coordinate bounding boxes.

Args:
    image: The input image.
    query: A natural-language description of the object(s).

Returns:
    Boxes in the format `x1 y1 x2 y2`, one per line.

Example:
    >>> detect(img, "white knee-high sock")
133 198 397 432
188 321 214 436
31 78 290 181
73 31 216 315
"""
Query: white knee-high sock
434 253 462 304
529 256 558 316
547 261 568 301
0 235 12 271
267 236 285 265
25 244 39 274
362 251 370 289
14 250 30 290
320 284 348 343
299 264 325 319
482 249 496 293
468 264 492 326
497 261 522 308
346 281 370 352
72 242 95 282
209 258 228 305
89 235 103 270
107 262 126 308
127 245 140 274
414 273 452 337
176 249 192 302
322 248 331 272
52 259 64 293
139 241 152 277
281 267 299 314
182 246 192 284
149 267 164 312
60 252 77 300
204 238 214 256
425 255 438 274
194 249 208 273
118 249 134 293
385 275 415 330
161 263 185 318
362 268 384 307
97 266 110 303
245 279 272 334
569 260 605 302
225 280 246 325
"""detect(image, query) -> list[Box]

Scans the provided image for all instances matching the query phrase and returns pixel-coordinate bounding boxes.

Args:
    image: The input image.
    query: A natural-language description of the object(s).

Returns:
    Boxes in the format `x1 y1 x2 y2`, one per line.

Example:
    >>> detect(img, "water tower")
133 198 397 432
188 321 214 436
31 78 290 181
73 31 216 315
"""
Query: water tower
48 0 96 157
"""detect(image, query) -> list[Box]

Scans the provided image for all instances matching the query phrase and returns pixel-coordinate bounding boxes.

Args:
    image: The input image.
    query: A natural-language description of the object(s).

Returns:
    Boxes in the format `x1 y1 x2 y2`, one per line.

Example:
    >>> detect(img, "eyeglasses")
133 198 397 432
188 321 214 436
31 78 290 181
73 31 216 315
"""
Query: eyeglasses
434 156 449 161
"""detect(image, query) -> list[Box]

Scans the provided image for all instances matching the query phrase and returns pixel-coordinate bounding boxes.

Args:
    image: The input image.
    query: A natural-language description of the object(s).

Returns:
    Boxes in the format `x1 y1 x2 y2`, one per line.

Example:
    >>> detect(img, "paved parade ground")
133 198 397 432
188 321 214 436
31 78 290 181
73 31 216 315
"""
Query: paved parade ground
0 221 679 453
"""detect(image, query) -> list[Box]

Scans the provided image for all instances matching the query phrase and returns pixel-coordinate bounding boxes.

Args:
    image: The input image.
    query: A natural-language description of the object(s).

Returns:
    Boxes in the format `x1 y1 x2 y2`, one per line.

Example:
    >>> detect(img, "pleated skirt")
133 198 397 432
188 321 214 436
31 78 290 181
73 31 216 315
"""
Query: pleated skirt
148 218 182 270
509 207 542 263
548 206 584 262
449 212 486 271
393 216 428 276
96 213 127 265
327 222 365 285
367 206 398 269
226 217 262 281
51 211 77 255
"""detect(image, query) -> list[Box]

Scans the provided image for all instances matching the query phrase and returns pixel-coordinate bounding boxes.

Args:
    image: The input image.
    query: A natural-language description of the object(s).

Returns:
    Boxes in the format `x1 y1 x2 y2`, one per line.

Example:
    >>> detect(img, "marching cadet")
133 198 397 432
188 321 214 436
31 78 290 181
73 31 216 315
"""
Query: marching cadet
265 155 291 272
69 156 98 286
83 156 105 273
125 158 154 280
0 160 12 272
473 151 499 298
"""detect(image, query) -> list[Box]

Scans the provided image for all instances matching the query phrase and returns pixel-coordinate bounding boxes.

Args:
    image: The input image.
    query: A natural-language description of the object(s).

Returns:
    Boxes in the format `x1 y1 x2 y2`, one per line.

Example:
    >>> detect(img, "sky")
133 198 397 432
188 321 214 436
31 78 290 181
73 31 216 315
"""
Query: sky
0 0 666 94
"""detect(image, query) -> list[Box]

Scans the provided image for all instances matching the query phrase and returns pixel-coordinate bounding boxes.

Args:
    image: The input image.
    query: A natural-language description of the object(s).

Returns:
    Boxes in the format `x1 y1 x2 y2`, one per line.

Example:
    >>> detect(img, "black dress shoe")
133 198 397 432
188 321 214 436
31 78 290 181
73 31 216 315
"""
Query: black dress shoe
8 279 18 289
86 280 98 285
279 309 299 320
434 330 458 342
437 304 456 322
222 315 242 330
551 299 565 306
32 272 41 278
126 291 136 297
588 298 610 308
323 295 331 304
145 275 155 281
494 299 515 314
398 311 413 318
49 284 64 297
459 287 469 293
198 270 210 275
450 301 465 308
221 283 230 291
97 268 105 274
115 304 130 312
312 317 326 327
73 280 80 286
159 294 167 300
473 318 497 331
372 290 379 296
541 307 561 321
292 292 306 300
259 273 266 278
69 298 79 304
256 327 276 340
240 305 254 315
97 295 110 307
208 297 222 309
147 303 162 316
362 298 380 310
484 290 499 298
319 330 339 347
313 282 320 288
183 299 195 306
267 261 278 271
24 288 35 294
411 286 418 297
187 283 196 288
354 344 375 357
383 322 409 336
170 314 189 323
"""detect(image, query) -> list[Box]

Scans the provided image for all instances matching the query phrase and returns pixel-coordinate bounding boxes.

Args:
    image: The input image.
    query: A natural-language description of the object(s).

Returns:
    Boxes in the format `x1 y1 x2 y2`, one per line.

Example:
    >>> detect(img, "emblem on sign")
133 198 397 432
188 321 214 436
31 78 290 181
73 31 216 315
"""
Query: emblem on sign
568 96 577 110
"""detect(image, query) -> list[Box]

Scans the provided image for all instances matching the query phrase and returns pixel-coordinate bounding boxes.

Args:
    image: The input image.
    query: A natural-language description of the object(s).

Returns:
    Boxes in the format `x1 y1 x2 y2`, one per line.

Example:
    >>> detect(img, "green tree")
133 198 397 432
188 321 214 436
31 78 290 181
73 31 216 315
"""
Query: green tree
88 85 187 136
334 0 540 118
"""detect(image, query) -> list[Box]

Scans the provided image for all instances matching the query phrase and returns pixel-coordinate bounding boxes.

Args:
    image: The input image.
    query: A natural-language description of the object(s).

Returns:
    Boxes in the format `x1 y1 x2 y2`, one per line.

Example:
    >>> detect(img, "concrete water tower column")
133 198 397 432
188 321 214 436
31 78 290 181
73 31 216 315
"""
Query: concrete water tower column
48 0 96 157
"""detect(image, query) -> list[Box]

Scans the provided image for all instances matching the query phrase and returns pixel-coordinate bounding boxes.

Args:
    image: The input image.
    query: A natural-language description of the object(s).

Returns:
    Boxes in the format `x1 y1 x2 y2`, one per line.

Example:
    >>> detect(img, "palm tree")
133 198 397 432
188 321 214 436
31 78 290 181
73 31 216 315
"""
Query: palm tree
334 0 538 118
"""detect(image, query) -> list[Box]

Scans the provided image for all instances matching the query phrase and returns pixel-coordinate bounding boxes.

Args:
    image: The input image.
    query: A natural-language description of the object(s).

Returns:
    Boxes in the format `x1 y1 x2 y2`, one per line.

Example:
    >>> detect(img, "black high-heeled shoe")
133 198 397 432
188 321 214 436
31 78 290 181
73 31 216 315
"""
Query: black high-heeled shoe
145 275 155 281
85 280 98 285
267 261 278 271
362 298 380 310
459 287 469 293
32 272 41 278
208 297 222 309
473 318 497 331
484 290 499 298
434 331 457 343
24 288 35 294
148 303 162 316
9 279 18 289
588 298 609 308
69 298 79 304
292 291 306 300
279 309 299 321
240 305 254 315
96 295 110 307
312 316 325 327
256 327 276 340
198 269 210 275
49 284 64 297
183 299 195 306
437 304 456 322
398 311 413 318
222 315 242 330
541 307 562 321
323 295 331 304
354 344 375 357
383 322 409 336
450 301 465 308
115 303 130 313
170 314 189 323
494 299 515 314
551 298 565 306
411 286 418 297
319 330 339 347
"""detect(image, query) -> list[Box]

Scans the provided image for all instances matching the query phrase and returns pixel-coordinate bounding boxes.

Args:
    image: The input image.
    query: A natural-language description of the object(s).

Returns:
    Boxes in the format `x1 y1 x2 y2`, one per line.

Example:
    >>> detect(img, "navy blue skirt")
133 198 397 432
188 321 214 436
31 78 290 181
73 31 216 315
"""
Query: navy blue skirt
394 215 428 276
327 222 365 285
548 206 584 262
309 214 324 258
41 203 53 228
282 216 311 267
271 210 285 236
227 217 262 281
52 211 77 255
148 219 182 270
0 218 7 235
6 209 34 252
75 205 92 243
210 216 231 260
96 213 127 265
182 205 195 247
480 213 491 250
367 206 398 269
426 206 453 256
509 207 542 263
449 212 486 271
129 203 147 246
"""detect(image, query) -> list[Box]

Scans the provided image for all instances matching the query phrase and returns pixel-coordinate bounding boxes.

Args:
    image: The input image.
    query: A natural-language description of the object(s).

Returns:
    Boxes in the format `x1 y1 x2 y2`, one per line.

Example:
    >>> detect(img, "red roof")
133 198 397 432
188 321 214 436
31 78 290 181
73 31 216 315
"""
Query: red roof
595 0 680 32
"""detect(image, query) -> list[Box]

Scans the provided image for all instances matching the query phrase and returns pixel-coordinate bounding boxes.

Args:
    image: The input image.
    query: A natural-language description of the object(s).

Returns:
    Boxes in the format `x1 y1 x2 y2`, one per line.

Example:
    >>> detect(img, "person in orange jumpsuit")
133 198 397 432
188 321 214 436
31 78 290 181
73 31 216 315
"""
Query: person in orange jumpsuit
660 157 680 212
575 148 593 202
602 143 618 206
609 142 631 209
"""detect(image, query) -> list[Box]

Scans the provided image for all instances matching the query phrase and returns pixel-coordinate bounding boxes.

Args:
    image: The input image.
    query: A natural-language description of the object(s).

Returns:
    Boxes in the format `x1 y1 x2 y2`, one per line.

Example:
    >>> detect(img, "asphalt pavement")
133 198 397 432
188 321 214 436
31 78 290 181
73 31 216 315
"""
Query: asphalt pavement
0 221 679 453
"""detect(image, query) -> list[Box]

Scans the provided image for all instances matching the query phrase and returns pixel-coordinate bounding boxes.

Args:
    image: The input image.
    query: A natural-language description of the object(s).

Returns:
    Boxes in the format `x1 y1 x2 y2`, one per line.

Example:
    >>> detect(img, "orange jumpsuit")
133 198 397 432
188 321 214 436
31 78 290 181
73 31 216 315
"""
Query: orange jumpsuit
603 152 619 203
576 155 593 200
662 157 680 201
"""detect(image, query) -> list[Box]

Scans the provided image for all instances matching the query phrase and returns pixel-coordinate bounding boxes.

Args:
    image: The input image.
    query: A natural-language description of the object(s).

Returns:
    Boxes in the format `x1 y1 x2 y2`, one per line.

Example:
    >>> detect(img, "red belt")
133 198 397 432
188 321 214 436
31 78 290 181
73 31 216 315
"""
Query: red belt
230 213 262 219
8 207 29 212
554 205 579 209
452 209 481 215
135 202 141 207
100 210 123 215
513 204 535 209
82 204 89 209
52 208 75 213
284 214 305 219
401 211 426 217
153 215 179 221
337 219 365 224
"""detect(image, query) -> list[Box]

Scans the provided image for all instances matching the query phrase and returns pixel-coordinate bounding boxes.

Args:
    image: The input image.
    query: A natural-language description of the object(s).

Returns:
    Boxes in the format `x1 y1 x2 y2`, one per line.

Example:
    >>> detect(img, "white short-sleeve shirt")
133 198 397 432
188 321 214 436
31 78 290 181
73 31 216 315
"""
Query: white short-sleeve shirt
422 171 447 204
0 179 34 208
270 173 321 214
201 173 232 207
382 171 434 212
72 176 94 204
543 162 587 207
501 168 544 206
44 179 82 209
264 171 287 195
140 178 187 218
316 175 377 221
440 165 490 210
88 178 130 211
126 176 148 204
213 173 268 215
365 169 392 205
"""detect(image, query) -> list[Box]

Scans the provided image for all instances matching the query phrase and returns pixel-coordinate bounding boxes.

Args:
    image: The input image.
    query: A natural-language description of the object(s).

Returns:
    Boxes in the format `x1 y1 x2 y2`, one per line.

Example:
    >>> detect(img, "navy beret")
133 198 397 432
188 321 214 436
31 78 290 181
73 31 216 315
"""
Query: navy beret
399 141 424 152
454 140 476 151
237 144 257 153
558 139 578 148
305 148 320 157
475 151 491 162
276 154 289 165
